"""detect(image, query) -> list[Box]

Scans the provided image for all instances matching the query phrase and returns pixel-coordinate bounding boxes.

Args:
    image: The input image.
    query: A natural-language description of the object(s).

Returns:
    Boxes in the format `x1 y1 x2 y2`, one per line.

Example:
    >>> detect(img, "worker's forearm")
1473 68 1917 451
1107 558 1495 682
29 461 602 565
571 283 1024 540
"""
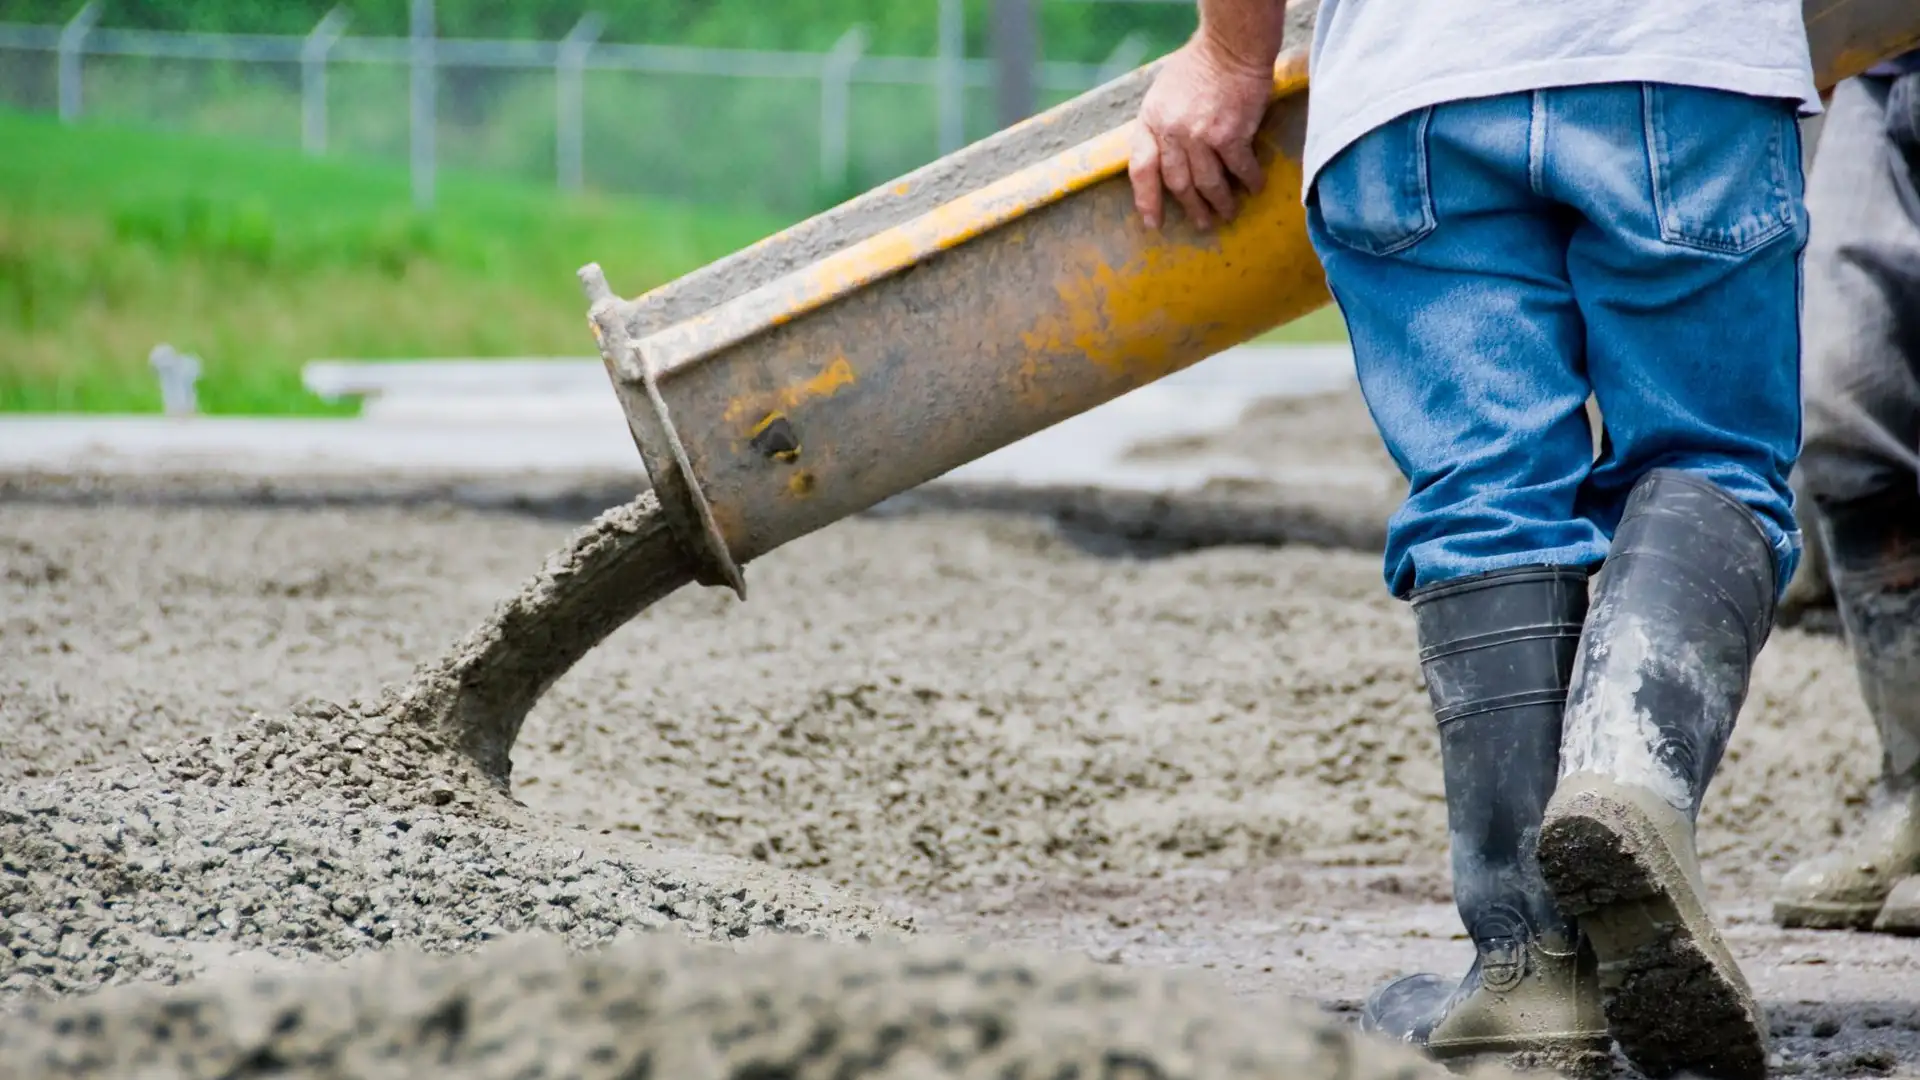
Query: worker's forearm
1195 0 1286 75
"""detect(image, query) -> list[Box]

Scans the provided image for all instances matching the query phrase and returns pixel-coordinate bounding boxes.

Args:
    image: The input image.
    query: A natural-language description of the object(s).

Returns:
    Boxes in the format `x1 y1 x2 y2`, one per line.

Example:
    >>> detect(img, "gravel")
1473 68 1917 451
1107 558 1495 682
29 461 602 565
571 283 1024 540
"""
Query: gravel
0 698 903 1009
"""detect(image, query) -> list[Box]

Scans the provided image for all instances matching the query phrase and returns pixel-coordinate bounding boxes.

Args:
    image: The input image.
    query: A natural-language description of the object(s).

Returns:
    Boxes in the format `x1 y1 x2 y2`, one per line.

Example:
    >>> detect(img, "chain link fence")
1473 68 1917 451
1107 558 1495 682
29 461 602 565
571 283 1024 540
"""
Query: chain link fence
0 1 1199 217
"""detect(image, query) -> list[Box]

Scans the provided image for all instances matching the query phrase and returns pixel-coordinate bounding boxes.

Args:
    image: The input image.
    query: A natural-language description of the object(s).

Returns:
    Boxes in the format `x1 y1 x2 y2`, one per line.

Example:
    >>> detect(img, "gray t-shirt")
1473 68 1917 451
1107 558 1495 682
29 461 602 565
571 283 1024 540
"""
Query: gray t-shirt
1301 0 1822 200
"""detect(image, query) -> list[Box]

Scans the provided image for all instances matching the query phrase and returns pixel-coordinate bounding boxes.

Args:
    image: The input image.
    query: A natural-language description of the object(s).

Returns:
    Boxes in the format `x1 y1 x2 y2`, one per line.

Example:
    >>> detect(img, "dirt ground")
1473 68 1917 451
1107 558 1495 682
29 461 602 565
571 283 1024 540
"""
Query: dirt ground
3 388 1918 1077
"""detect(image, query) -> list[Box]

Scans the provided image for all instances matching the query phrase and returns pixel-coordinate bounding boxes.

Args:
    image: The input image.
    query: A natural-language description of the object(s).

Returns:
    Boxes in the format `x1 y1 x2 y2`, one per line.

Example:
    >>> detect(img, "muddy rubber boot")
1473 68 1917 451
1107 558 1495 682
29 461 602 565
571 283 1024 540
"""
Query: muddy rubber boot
1773 490 1920 931
1359 566 1610 1077
1537 469 1776 1080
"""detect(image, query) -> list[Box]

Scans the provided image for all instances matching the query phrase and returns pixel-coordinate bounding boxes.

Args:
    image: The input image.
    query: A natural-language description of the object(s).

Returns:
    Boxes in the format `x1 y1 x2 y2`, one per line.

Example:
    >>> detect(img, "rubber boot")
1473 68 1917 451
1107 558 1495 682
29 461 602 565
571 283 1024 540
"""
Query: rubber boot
1537 469 1775 1080
1773 489 1920 930
1359 566 1610 1077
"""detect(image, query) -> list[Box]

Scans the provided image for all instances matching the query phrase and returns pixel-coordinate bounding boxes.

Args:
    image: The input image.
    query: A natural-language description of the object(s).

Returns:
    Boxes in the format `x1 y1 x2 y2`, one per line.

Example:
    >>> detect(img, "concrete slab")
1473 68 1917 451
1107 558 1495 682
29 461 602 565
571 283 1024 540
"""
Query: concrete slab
302 358 613 403
0 417 642 477
3 345 1358 492
943 345 1358 492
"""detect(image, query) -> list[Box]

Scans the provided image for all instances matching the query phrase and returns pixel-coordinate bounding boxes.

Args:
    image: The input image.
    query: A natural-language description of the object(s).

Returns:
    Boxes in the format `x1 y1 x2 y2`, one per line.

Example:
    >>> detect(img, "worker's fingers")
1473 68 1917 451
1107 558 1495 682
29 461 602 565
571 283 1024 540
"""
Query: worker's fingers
1187 144 1238 225
1128 124 1165 231
1159 138 1212 231
1219 136 1265 197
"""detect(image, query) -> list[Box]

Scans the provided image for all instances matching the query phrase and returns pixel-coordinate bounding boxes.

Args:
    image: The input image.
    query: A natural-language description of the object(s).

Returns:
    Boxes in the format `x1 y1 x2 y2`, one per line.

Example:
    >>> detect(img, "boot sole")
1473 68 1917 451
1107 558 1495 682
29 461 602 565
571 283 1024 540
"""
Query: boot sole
1772 897 1885 931
1872 913 1920 937
1873 880 1920 936
1537 776 1769 1080
1429 1036 1612 1080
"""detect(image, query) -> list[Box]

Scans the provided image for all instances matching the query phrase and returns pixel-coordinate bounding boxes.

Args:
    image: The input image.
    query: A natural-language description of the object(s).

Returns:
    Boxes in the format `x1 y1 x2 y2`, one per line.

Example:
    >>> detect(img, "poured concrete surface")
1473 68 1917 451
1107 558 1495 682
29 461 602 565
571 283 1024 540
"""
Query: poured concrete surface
3 403 1915 1074
0 345 1360 491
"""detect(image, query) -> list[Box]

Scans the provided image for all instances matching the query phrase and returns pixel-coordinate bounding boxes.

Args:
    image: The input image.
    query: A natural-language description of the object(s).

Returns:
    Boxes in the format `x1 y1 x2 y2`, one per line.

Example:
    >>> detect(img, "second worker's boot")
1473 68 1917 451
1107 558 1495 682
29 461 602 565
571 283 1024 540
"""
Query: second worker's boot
1773 489 1920 931
1537 469 1776 1080
1874 874 1920 935
1359 565 1609 1077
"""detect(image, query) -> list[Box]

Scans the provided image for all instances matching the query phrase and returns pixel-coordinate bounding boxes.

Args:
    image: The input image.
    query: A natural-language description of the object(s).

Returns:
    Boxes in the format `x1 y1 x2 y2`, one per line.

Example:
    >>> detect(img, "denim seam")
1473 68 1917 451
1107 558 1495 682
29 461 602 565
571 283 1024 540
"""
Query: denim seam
1641 83 1664 237
1643 84 1797 256
1783 145 1810 602
1790 121 1809 469
1369 107 1438 258
1772 529 1803 605
1527 90 1548 196
1315 270 1417 599
1303 117 1438 259
1769 109 1795 227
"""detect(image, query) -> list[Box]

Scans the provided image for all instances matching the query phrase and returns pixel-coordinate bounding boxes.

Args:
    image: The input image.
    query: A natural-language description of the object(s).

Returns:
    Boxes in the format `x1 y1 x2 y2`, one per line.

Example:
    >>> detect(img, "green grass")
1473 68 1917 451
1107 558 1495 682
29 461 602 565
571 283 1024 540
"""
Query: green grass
1257 305 1347 345
0 108 784 413
0 1 1198 66
0 107 1344 415
45 55 983 217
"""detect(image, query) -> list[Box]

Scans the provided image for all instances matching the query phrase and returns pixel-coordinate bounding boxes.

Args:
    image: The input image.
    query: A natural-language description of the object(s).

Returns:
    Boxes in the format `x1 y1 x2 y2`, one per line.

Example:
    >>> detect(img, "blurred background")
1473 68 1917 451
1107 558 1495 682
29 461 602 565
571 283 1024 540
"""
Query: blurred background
0 0 1345 417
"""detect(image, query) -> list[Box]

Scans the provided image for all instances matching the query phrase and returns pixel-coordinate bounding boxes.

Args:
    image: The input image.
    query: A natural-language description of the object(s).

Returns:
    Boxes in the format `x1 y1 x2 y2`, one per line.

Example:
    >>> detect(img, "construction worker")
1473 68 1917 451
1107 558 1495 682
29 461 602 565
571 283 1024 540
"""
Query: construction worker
1129 3 1818 1078
1769 51 1920 937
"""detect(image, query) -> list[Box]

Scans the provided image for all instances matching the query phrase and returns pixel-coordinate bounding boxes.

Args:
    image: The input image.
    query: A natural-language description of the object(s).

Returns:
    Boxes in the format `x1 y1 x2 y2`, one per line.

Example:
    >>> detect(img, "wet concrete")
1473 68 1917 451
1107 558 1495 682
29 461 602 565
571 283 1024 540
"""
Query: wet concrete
3 415 1915 1074
0 932 1461 1080
380 492 696 783
919 867 1920 1078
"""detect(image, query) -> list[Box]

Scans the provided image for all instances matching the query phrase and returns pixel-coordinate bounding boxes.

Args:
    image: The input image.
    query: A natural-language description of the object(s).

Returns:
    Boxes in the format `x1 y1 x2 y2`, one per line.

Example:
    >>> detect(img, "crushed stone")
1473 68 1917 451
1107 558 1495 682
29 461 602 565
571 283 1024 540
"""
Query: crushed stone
0 699 902 1010
141 700 502 815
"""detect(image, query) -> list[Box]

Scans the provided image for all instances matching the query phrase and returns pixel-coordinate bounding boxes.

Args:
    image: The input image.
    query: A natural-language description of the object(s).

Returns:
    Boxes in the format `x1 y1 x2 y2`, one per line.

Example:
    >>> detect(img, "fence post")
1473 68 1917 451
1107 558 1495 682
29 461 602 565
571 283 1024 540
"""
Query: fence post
556 13 606 194
302 7 349 155
819 26 868 194
990 0 1037 129
57 1 100 124
1097 31 1149 84
936 0 965 153
410 0 436 210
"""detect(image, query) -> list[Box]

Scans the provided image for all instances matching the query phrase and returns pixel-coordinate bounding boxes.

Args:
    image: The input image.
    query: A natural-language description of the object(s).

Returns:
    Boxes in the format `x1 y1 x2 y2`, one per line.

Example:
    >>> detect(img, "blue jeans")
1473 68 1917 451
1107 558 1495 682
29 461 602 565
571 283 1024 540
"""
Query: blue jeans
1306 83 1808 600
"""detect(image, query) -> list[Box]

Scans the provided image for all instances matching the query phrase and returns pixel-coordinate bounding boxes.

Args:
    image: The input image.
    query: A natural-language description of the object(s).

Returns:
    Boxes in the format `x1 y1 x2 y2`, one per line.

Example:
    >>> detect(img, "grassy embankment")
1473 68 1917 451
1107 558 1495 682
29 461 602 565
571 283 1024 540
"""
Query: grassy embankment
1 2 1202 216
0 108 782 413
0 107 1342 414
0 1 1196 65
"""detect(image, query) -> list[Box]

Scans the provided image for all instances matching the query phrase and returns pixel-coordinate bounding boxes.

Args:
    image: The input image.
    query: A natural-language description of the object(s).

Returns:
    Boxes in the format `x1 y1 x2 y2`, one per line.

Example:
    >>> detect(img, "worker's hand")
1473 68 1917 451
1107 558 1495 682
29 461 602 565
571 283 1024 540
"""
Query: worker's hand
1129 33 1274 231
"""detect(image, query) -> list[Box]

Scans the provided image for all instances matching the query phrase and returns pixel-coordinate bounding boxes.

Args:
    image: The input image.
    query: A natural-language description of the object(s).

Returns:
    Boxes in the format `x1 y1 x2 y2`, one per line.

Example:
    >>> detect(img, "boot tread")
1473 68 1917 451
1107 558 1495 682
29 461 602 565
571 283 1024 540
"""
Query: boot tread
1540 781 1768 1080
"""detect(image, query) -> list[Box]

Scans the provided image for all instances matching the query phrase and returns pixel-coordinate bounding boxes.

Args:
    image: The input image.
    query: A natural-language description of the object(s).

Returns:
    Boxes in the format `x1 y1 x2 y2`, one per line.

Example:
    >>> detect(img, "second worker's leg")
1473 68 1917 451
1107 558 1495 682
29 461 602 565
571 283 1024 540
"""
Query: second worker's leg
1774 72 1920 934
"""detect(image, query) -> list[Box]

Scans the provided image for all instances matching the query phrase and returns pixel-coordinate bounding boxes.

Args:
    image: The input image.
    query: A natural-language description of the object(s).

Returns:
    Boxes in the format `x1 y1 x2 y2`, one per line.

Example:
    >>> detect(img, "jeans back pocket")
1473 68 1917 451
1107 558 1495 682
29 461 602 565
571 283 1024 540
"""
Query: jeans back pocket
1644 83 1802 256
1310 106 1437 257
